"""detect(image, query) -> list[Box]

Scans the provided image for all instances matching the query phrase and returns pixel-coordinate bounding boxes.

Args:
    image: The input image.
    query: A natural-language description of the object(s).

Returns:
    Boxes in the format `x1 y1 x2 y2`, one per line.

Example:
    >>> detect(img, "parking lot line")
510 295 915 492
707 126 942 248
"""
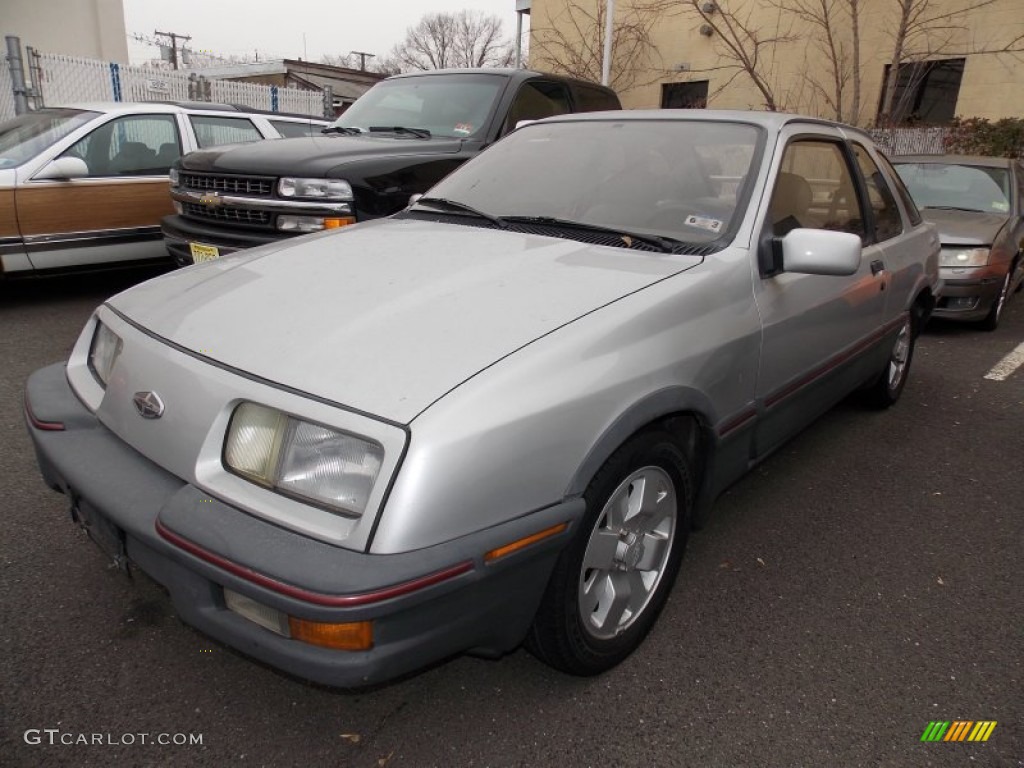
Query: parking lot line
984 341 1024 381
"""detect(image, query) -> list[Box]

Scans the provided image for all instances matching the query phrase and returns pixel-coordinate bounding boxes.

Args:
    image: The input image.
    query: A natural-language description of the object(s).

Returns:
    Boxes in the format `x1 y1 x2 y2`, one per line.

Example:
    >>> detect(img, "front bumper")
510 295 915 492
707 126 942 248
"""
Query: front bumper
161 215 292 266
25 363 582 687
932 268 1006 321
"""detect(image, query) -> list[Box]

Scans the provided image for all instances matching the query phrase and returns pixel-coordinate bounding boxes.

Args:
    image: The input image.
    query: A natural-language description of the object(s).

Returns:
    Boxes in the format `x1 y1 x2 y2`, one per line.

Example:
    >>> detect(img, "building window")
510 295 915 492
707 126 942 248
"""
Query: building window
661 81 709 109
878 58 965 125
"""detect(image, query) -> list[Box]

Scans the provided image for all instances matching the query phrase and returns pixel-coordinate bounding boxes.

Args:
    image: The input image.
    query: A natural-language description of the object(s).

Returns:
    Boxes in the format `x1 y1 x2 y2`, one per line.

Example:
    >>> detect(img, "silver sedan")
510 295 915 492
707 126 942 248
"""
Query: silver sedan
25 111 939 687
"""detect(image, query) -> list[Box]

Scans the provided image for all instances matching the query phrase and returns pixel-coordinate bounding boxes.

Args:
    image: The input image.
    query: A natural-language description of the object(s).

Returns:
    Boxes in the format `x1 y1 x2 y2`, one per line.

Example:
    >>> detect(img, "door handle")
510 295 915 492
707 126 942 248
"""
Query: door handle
870 260 885 276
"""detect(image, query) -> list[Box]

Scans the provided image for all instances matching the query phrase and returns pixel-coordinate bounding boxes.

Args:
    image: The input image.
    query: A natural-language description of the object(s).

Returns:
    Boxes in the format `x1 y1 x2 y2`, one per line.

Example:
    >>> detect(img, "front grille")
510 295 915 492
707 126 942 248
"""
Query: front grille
181 172 275 196
183 202 273 228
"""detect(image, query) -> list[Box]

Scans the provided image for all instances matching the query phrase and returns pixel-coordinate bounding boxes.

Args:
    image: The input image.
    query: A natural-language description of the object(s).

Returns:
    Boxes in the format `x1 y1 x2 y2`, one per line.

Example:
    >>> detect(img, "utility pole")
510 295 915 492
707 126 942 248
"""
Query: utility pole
154 30 191 70
350 51 375 71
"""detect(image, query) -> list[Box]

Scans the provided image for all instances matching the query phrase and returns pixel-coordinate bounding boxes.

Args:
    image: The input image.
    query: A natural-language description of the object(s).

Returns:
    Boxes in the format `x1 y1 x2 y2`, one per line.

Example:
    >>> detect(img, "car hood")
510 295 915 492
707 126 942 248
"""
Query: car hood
108 219 701 423
178 134 466 177
920 208 1008 245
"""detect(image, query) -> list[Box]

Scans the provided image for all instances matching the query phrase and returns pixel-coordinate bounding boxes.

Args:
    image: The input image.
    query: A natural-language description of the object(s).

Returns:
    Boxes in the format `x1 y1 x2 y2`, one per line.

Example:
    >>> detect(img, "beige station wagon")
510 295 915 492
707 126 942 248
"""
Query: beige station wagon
0 102 328 277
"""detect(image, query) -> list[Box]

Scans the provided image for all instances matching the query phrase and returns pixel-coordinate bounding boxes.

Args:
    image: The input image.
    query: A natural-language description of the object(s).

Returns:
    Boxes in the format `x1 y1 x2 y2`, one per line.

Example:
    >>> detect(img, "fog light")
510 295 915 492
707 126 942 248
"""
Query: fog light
277 215 327 233
945 297 979 310
288 617 374 651
224 589 289 635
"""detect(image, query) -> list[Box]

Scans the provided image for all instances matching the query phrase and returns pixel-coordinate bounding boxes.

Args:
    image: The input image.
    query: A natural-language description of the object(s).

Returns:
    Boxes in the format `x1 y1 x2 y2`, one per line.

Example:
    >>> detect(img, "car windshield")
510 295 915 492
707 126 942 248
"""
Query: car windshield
327 73 507 139
0 108 97 169
894 162 1012 214
421 119 763 244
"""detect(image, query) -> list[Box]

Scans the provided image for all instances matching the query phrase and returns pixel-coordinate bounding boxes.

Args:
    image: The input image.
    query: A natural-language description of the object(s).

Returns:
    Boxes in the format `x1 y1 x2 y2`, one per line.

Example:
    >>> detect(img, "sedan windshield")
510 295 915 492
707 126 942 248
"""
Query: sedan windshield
421 119 763 244
894 162 1012 214
326 73 506 139
0 108 97 169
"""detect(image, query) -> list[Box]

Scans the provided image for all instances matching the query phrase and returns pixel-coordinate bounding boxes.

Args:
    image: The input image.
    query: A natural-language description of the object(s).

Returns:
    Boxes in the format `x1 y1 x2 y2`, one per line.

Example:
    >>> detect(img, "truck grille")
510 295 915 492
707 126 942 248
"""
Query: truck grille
180 172 275 197
183 202 273 228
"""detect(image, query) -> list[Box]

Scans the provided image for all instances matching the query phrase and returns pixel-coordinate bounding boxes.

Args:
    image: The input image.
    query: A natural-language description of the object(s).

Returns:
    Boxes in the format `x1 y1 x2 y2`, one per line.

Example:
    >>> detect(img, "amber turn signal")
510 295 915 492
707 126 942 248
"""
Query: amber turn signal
287 617 374 651
484 522 569 563
323 217 356 229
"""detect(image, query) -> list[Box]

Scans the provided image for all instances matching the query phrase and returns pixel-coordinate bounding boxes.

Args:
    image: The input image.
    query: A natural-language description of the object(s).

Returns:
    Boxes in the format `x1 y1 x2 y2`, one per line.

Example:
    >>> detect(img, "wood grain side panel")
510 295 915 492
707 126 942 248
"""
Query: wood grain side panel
0 190 18 237
16 181 175 236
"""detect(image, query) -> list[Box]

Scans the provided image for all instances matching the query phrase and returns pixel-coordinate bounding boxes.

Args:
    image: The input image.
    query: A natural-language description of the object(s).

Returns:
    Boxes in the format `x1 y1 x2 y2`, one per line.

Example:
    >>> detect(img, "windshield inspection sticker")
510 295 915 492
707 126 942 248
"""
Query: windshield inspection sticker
453 123 473 135
684 214 723 233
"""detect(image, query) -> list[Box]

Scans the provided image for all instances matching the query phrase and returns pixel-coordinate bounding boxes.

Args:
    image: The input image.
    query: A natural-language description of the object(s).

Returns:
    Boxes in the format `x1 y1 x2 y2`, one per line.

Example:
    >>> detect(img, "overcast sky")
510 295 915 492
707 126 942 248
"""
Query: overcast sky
123 0 530 65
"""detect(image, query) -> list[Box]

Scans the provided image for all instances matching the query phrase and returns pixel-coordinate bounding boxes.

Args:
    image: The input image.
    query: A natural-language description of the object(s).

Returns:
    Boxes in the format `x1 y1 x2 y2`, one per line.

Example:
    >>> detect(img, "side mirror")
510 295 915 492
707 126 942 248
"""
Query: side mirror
34 156 89 180
777 228 861 276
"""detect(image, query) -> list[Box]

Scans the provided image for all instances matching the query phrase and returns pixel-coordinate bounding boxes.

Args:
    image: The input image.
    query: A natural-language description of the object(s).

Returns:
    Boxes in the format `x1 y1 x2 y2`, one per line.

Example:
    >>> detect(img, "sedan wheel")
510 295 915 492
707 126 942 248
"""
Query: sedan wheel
527 428 692 675
979 270 1012 331
863 313 915 409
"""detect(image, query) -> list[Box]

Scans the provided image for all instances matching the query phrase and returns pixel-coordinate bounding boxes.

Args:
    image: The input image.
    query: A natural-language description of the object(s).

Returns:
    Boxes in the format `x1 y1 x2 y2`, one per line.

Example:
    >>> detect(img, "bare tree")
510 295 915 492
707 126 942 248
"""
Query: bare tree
877 0 1024 125
384 10 515 73
642 0 795 111
777 0 862 123
530 1 662 92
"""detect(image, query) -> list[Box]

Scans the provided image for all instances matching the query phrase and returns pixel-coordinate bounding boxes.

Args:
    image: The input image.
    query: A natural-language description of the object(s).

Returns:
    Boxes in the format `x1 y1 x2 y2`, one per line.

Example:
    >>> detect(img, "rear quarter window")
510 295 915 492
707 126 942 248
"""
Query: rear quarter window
878 153 923 226
573 84 621 112
270 120 323 138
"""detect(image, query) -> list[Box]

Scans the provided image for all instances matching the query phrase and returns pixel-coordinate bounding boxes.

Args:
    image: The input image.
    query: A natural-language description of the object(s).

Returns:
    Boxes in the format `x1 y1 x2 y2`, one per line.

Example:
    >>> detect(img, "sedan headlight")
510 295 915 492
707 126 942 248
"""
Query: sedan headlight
278 177 353 200
940 247 989 267
88 321 122 387
224 402 383 517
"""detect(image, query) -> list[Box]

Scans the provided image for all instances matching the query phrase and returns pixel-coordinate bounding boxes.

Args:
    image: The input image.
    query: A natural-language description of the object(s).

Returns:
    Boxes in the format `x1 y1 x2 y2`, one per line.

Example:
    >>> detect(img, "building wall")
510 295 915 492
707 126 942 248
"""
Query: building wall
2 0 128 63
530 0 1024 125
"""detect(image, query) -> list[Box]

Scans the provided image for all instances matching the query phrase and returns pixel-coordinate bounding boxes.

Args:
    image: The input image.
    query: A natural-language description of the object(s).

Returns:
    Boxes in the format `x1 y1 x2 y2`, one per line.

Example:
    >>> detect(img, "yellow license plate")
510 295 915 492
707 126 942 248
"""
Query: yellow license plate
189 243 220 263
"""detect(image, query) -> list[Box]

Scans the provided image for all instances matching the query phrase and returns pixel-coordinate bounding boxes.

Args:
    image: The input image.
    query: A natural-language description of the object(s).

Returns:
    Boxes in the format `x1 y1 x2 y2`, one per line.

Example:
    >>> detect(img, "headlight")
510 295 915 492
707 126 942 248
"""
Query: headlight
277 214 355 232
278 177 353 200
169 167 179 187
224 402 384 517
88 321 122 387
940 247 989 267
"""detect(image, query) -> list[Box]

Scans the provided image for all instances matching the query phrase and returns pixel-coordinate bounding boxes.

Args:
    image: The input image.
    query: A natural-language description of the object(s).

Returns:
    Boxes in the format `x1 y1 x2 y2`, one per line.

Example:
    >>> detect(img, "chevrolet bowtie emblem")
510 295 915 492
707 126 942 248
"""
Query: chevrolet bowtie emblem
198 192 222 207
133 391 165 419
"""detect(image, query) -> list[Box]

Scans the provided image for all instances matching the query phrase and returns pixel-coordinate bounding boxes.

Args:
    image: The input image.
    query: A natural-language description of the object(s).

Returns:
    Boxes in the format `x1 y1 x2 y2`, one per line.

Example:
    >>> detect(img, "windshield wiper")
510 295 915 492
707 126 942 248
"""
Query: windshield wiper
501 216 682 253
414 197 507 228
368 125 431 138
321 125 361 135
923 205 988 213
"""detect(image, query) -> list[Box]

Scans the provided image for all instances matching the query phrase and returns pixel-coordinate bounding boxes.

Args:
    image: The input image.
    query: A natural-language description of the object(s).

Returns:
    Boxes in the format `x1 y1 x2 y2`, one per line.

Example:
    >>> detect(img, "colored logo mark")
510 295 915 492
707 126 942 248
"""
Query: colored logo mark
921 721 997 742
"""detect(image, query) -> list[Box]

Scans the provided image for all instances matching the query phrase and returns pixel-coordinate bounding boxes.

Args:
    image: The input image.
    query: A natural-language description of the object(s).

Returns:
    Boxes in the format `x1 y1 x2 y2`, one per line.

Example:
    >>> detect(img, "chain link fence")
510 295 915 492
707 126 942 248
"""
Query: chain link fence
869 127 949 156
2 47 327 121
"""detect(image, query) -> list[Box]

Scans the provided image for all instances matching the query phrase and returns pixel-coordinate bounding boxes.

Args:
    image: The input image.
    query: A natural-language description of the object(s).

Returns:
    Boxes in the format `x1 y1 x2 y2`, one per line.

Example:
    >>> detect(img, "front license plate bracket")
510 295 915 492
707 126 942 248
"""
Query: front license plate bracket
71 496 130 574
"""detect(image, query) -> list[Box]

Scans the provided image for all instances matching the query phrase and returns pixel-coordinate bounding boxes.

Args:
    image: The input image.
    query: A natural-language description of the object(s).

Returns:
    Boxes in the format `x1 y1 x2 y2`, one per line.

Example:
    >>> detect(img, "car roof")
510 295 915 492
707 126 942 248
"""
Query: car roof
45 102 325 121
387 67 617 93
893 154 1015 167
535 108 864 133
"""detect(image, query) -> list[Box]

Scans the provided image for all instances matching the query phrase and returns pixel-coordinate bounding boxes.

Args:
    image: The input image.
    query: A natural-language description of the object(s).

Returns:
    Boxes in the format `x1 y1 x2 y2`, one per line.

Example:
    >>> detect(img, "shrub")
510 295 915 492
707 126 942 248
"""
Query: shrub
944 117 1024 158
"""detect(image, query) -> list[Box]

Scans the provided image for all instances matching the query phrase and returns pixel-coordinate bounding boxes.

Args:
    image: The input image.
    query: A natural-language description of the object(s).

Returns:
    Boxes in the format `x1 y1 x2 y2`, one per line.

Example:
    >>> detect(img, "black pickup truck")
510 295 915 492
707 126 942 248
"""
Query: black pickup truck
162 68 620 264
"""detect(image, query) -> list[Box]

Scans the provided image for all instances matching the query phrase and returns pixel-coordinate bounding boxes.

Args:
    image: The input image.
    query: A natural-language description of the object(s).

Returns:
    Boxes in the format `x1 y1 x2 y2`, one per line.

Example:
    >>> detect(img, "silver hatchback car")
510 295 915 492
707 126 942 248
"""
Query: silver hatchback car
26 111 939 687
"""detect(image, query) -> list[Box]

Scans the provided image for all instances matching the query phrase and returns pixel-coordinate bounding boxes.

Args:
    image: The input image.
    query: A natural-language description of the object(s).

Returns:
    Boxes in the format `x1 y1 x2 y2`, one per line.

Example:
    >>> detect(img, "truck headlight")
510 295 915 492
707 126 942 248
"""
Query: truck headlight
278 177 353 200
224 402 383 517
939 247 989 267
88 320 122 387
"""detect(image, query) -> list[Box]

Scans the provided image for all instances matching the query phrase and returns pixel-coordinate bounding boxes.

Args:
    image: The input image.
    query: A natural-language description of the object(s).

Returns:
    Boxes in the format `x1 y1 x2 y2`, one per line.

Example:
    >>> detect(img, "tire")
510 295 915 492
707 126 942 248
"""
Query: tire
979 268 1012 331
862 312 915 409
526 428 692 676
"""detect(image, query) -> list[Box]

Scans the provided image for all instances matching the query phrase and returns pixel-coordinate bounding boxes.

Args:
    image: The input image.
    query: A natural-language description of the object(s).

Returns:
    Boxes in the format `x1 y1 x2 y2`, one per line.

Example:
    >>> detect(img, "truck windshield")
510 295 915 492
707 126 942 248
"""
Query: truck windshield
328 74 507 139
0 109 98 169
423 119 764 245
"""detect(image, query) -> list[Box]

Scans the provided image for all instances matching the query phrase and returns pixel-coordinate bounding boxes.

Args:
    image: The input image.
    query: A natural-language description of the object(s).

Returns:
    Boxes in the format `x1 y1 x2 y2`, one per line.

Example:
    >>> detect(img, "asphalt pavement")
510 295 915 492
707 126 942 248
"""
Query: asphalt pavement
1 268 1021 768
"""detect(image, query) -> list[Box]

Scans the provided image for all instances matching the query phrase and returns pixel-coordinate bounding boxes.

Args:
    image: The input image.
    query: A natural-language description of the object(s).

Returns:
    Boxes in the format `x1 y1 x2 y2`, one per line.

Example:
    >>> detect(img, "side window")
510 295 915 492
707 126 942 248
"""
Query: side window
574 84 619 112
770 140 866 239
852 143 904 241
270 120 321 138
190 115 263 148
877 152 923 226
503 81 572 135
60 114 180 177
